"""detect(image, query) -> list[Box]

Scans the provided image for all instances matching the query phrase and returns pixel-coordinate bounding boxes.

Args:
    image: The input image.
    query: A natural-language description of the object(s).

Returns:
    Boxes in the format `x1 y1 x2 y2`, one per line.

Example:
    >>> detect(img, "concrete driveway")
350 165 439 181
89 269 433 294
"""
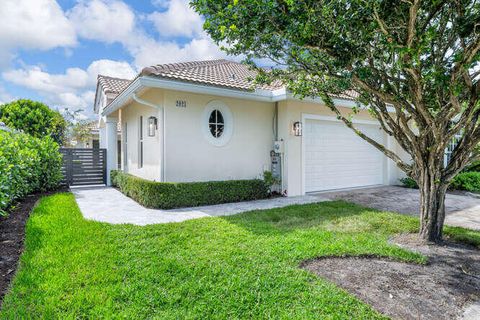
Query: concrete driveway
318 186 480 231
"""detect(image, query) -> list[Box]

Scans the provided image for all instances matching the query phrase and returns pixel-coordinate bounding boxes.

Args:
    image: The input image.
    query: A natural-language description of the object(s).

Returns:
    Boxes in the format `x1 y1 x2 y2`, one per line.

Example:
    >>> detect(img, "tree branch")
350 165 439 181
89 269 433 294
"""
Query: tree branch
320 91 413 174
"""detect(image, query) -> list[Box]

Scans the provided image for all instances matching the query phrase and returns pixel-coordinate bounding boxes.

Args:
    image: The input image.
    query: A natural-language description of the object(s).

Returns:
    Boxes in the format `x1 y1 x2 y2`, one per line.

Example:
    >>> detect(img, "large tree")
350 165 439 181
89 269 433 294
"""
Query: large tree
192 0 480 242
0 99 67 144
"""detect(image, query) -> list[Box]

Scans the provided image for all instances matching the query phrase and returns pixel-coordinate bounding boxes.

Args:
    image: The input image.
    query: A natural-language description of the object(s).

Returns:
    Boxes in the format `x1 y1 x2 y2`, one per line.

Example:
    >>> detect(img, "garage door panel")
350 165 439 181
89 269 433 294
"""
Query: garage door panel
305 119 385 192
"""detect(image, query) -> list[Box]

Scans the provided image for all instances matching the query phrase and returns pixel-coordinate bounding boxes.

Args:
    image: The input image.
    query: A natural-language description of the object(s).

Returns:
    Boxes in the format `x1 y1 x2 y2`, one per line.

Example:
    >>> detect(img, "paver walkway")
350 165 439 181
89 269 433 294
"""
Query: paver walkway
72 187 327 225
320 186 480 230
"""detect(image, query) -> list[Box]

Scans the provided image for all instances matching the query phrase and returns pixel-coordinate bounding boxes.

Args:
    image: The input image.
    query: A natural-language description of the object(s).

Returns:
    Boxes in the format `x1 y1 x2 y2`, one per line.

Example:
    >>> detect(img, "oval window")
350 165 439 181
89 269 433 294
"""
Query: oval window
202 100 233 147
208 109 225 138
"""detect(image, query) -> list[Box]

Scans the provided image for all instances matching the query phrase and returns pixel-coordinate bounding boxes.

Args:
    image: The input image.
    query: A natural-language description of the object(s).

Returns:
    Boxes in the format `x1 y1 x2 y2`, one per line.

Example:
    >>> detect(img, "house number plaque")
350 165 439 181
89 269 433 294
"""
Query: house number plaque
176 100 187 108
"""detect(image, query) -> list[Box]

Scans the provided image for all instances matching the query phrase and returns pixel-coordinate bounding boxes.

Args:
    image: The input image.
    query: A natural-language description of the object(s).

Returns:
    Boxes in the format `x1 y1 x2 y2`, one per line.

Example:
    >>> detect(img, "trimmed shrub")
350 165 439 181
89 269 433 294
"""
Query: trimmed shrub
450 172 480 192
464 160 480 172
400 172 480 193
111 170 269 209
400 177 419 189
0 130 62 215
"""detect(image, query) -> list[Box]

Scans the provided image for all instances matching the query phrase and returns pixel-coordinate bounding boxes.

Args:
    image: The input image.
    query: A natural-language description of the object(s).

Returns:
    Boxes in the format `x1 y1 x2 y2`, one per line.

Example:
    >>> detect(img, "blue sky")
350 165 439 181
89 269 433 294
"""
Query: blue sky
0 0 231 119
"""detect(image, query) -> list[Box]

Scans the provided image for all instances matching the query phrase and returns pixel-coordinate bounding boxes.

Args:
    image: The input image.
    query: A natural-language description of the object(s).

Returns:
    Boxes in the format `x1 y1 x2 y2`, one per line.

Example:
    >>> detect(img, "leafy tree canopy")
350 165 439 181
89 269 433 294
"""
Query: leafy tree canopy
0 99 67 144
192 0 480 242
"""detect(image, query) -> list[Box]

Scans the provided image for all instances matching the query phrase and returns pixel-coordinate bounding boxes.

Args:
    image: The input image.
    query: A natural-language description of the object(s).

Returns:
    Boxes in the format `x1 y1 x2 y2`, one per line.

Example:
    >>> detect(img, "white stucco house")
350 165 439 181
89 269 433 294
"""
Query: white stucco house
94 59 407 196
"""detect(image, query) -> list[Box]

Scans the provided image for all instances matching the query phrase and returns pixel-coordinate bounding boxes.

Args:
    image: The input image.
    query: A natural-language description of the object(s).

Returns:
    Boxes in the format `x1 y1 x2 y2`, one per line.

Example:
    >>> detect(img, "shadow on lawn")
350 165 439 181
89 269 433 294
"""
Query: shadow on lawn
220 200 409 236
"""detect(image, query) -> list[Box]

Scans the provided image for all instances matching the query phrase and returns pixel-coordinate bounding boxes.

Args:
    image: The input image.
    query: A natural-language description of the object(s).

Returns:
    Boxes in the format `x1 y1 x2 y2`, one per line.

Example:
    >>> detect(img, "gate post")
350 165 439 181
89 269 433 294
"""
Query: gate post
66 149 73 186
105 117 118 186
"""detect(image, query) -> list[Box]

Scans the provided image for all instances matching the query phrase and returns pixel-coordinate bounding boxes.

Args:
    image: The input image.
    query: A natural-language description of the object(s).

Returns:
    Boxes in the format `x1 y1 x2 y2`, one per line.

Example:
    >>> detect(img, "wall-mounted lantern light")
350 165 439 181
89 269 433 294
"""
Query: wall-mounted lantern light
293 121 302 136
148 116 158 137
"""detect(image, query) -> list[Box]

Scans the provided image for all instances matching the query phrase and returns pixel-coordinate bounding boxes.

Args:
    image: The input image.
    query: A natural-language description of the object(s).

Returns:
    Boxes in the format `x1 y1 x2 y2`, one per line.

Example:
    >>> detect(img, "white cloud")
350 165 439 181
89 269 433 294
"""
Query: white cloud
148 0 204 38
0 86 15 105
86 59 137 83
0 0 76 65
151 0 170 10
66 0 228 69
2 59 135 117
3 66 89 94
67 0 136 44
0 0 235 117
131 34 227 68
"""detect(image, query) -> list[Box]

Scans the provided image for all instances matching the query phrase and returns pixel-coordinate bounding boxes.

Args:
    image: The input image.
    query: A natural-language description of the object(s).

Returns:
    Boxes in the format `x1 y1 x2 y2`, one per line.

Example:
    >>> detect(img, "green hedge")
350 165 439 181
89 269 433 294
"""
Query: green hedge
111 170 269 209
450 172 480 192
464 160 480 172
0 130 62 214
400 172 480 193
399 177 419 189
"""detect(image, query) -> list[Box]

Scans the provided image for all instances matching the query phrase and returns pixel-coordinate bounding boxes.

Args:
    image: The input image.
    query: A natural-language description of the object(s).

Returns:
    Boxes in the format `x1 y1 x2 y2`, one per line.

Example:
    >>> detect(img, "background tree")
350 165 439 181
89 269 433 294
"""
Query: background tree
70 120 94 147
192 0 480 242
61 108 93 147
0 99 67 144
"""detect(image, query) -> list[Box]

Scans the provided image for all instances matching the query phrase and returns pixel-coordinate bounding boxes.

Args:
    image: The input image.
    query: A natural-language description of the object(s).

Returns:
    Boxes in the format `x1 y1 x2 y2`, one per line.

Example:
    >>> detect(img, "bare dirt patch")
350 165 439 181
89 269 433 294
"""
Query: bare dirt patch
0 190 62 307
302 234 480 320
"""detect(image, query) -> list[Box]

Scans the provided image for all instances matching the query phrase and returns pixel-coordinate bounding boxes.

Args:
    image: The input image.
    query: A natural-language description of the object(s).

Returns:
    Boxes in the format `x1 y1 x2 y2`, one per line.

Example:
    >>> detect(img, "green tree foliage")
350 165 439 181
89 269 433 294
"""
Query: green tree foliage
71 121 93 146
192 0 480 242
0 99 67 144
0 130 63 215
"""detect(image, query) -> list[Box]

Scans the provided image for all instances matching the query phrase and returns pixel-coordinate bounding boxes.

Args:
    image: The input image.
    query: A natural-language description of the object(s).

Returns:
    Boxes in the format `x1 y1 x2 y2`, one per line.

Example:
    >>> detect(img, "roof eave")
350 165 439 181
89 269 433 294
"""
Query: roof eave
101 76 366 117
102 76 277 116
93 81 105 115
102 77 142 117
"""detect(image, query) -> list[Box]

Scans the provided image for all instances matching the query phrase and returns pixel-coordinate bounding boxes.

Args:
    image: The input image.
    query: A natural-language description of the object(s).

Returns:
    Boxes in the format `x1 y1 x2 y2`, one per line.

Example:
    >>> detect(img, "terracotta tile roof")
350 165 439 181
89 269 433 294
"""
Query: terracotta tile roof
333 89 360 100
97 59 358 104
97 75 132 94
140 59 283 91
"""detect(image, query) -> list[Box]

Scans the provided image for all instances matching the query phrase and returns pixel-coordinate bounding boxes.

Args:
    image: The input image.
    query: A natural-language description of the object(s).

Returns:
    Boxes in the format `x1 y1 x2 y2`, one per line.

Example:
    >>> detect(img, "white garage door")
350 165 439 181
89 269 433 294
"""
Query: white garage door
304 119 385 192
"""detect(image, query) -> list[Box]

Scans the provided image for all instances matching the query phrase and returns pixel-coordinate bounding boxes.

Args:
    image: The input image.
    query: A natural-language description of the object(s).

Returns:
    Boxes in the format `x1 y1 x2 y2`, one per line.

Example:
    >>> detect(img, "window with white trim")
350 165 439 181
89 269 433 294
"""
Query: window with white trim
444 133 462 167
139 116 143 168
123 123 128 170
202 101 233 147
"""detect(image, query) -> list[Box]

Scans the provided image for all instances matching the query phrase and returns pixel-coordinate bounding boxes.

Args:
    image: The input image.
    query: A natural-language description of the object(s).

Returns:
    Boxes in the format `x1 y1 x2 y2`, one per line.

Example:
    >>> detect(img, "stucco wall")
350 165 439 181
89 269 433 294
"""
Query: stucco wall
119 87 407 195
121 91 163 181
121 88 275 183
162 89 274 182
277 98 407 196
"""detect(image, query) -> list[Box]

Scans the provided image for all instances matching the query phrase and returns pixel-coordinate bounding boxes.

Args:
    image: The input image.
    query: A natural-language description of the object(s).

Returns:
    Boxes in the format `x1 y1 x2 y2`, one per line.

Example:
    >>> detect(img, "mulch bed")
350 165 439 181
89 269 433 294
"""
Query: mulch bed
0 189 64 306
302 234 480 320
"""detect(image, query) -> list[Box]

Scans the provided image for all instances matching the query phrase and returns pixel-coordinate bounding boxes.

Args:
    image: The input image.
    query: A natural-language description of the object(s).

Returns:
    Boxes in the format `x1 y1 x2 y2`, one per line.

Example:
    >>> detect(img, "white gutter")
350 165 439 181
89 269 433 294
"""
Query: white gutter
132 93 166 182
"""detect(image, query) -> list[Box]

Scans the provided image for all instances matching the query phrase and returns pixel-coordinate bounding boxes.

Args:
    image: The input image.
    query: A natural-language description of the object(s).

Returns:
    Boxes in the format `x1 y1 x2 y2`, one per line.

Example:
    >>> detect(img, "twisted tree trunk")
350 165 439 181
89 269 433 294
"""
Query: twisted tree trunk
418 167 449 242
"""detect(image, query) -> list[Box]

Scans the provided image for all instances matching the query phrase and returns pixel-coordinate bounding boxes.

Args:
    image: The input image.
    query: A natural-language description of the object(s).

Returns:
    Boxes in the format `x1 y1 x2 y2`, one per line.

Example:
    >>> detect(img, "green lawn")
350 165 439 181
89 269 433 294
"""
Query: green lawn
1 193 479 319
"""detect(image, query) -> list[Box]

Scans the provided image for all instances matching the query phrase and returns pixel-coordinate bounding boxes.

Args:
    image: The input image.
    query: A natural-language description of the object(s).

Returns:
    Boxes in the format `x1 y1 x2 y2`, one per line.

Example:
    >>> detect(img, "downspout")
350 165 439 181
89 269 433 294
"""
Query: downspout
274 102 279 140
132 93 166 182
274 102 285 194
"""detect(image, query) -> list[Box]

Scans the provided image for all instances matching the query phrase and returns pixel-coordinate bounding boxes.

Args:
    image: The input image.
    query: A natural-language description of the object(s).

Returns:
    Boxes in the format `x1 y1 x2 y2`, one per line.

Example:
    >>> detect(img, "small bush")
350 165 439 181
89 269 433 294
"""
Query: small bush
400 177 418 189
0 130 62 214
111 170 269 209
400 172 480 193
464 160 480 172
450 172 480 192
262 170 281 194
